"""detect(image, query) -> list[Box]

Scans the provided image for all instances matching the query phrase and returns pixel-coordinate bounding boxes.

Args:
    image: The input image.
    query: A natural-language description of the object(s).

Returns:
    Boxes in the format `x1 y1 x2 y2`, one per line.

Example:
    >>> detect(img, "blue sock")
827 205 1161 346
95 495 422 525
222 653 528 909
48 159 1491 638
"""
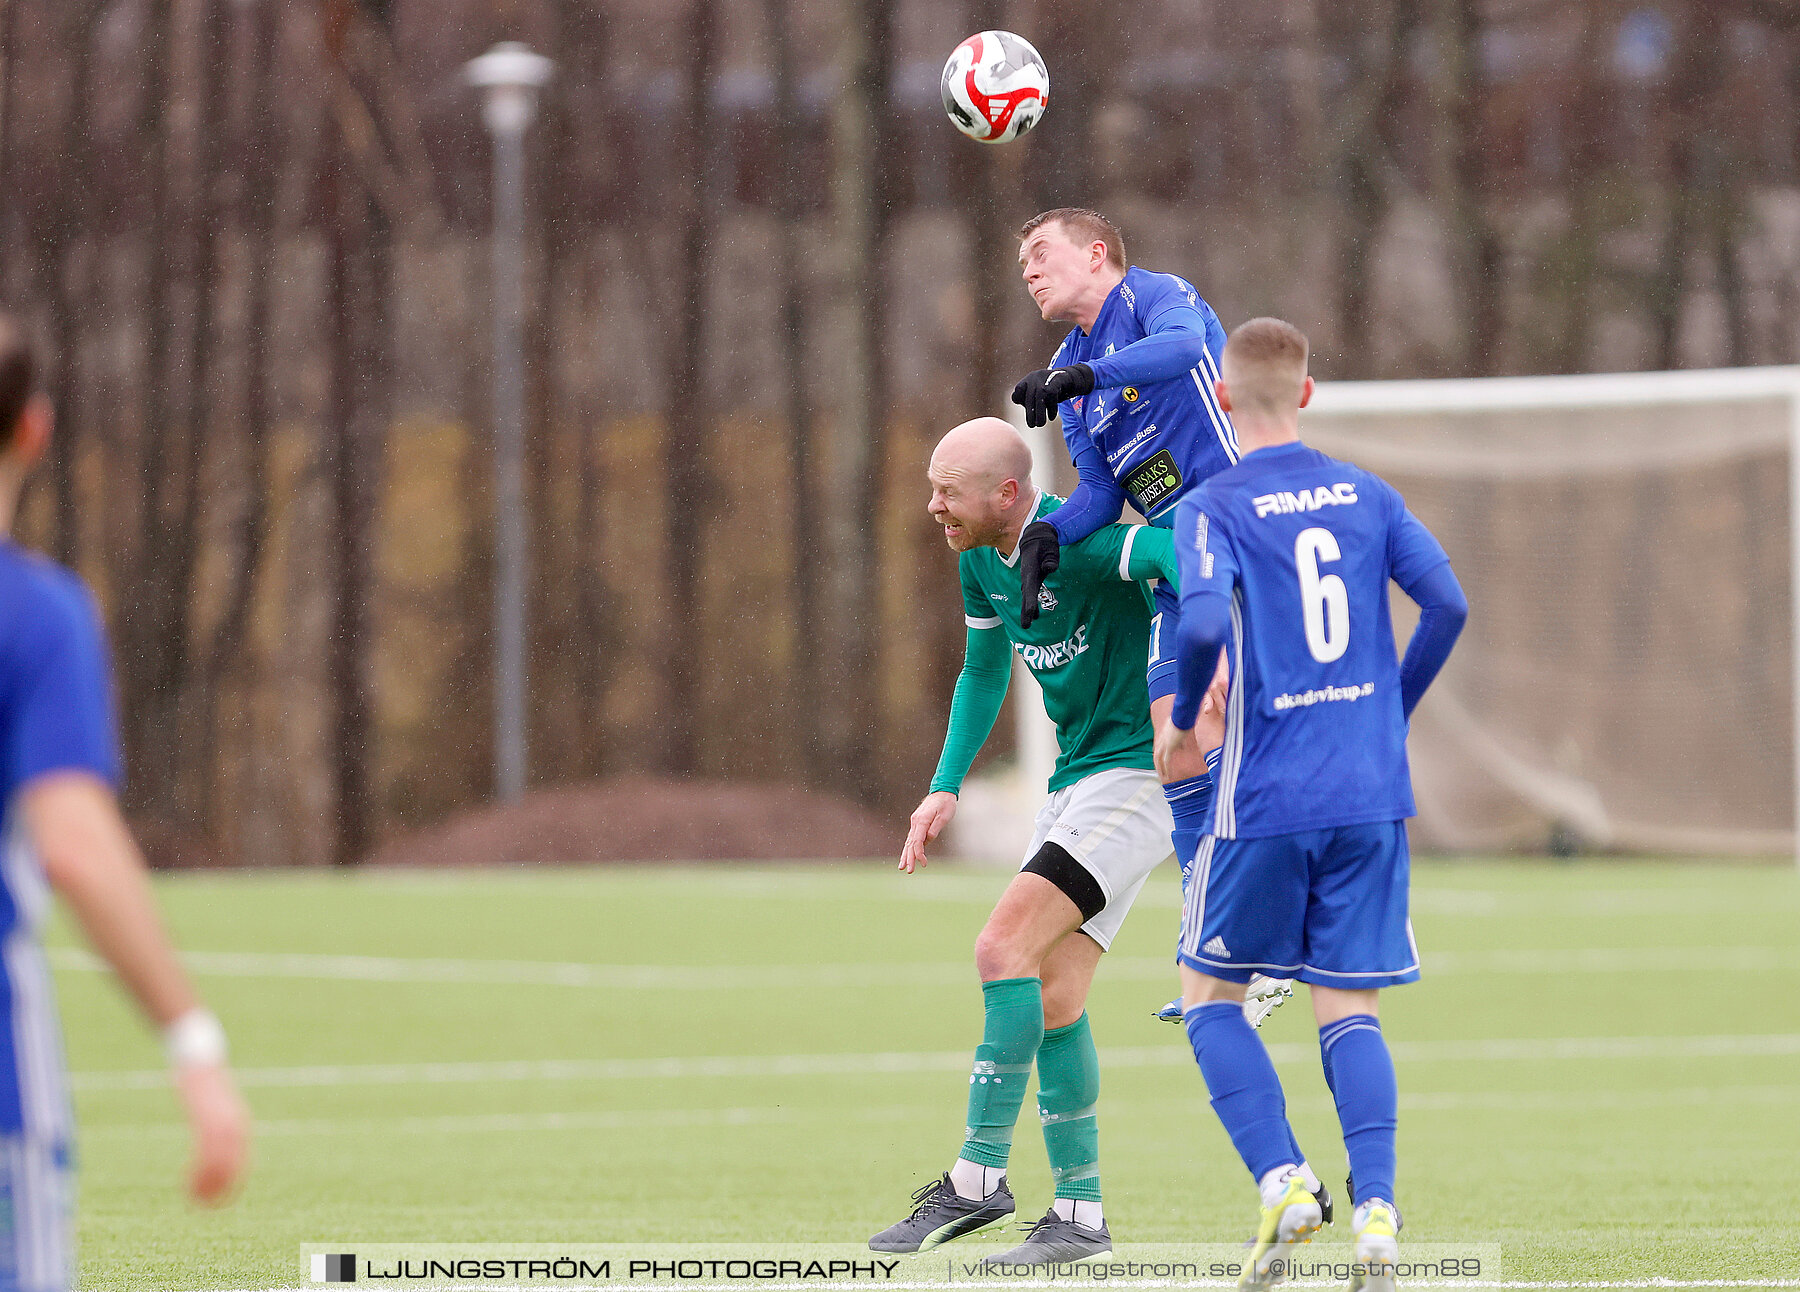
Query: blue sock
1319 1015 1397 1206
1183 1000 1296 1183
1163 770 1214 893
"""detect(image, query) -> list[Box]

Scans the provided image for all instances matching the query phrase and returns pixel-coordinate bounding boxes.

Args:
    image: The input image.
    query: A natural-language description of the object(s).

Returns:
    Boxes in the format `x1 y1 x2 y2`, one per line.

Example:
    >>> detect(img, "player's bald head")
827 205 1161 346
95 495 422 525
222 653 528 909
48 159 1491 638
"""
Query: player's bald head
1222 317 1310 418
930 417 1033 492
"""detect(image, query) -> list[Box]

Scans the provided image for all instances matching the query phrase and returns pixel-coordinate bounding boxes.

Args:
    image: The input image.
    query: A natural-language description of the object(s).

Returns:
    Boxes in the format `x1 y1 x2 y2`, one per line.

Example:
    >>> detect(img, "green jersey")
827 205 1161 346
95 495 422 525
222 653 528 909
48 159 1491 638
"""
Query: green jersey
932 492 1179 794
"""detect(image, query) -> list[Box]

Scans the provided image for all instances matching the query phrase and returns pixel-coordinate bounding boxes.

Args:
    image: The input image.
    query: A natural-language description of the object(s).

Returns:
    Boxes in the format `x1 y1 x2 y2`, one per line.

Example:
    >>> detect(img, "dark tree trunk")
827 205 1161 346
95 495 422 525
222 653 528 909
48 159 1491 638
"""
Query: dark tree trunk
323 1 391 865
1324 0 1413 377
822 0 896 800
660 0 720 775
39 1 105 565
201 0 279 837
762 0 825 780
1433 0 1504 375
1545 5 1613 375
1651 2 1728 370
120 0 184 822
0 0 16 299
167 0 232 821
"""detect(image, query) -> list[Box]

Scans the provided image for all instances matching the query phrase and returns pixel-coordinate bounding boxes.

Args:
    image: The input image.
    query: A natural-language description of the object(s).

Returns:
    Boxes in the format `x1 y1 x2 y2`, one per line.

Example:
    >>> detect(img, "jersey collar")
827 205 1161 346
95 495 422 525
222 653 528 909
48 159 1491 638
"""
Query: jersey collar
996 489 1048 567
1083 269 1132 336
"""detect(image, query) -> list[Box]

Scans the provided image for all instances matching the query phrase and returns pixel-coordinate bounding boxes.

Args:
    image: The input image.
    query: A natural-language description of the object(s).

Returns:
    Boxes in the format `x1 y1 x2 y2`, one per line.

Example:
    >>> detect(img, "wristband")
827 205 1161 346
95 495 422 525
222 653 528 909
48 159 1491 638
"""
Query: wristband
163 1008 228 1068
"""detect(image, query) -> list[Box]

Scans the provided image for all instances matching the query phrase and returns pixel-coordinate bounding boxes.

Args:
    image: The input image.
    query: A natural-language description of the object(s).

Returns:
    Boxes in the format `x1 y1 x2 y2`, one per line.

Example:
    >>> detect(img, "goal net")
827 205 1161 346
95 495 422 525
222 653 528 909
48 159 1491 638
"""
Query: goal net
1304 368 1800 859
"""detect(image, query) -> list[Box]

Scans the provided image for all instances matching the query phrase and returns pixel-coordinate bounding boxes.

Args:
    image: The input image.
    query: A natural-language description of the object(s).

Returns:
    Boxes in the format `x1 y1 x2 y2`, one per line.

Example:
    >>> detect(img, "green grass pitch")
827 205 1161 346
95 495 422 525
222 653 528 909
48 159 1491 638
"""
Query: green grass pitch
45 858 1800 1290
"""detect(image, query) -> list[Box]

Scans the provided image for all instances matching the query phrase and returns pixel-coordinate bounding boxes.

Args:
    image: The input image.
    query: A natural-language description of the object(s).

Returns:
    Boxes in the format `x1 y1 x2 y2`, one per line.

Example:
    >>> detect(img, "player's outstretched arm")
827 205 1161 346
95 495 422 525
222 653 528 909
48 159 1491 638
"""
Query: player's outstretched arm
1115 524 1180 589
1168 593 1230 735
23 772 251 1203
906 626 1011 869
1042 431 1126 548
1396 561 1468 718
1082 307 1214 391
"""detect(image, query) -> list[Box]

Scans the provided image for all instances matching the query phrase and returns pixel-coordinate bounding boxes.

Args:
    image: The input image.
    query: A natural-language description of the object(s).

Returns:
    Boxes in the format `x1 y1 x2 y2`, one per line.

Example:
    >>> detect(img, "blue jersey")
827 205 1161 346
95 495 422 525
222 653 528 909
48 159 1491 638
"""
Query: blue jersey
1172 443 1451 839
1048 266 1238 538
0 542 117 1144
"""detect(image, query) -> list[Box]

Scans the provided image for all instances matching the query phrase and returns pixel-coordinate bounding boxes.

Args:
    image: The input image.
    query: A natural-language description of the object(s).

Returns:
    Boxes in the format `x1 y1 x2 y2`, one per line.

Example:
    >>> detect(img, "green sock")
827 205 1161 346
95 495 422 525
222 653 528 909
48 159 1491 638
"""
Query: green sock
959 977 1044 1169
1037 1011 1102 1201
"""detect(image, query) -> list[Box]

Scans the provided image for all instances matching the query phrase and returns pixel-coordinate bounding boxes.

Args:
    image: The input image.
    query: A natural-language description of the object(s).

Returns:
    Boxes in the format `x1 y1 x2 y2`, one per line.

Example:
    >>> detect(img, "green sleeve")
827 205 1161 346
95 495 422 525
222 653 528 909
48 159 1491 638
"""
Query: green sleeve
929 625 1012 794
1060 522 1181 590
1123 524 1181 589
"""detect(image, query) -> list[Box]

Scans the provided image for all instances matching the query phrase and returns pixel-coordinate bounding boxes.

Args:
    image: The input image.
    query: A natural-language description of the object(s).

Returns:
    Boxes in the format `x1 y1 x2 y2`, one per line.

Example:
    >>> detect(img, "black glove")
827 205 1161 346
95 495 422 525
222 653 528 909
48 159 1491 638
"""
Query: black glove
1010 363 1096 428
1017 519 1061 629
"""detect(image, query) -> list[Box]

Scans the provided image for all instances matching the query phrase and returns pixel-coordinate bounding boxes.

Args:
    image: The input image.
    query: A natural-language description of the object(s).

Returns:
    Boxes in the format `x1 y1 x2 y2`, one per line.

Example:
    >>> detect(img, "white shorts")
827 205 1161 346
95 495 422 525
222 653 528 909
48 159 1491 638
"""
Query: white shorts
1022 766 1174 951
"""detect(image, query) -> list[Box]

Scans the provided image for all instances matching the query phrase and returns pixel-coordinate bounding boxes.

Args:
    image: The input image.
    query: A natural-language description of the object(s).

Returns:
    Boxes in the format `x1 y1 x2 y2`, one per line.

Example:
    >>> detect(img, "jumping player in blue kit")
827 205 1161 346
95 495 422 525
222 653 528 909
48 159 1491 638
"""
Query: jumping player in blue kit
0 315 248 1291
1008 208 1291 1027
1156 319 1467 1292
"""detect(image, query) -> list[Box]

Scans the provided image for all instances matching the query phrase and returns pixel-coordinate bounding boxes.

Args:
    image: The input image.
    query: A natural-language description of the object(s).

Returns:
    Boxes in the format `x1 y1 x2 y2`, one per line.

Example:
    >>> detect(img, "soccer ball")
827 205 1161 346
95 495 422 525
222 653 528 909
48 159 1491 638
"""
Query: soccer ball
941 31 1048 144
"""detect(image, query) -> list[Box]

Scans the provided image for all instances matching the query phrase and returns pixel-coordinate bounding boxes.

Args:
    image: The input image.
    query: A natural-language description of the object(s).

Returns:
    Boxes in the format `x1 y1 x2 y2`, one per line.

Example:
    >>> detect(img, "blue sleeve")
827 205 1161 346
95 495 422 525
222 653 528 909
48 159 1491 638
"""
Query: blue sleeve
1083 307 1214 390
1383 489 1466 717
1384 482 1453 589
1170 497 1238 730
1044 430 1126 545
4 578 121 793
1396 560 1466 719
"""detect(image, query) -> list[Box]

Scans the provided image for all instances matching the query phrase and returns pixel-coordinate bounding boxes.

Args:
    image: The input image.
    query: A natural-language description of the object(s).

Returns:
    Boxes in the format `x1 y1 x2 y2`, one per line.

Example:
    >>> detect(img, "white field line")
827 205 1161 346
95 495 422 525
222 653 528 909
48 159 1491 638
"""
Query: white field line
68 1033 1800 1092
80 1099 932 1140
229 867 1793 919
43 945 1800 992
76 1084 1800 1141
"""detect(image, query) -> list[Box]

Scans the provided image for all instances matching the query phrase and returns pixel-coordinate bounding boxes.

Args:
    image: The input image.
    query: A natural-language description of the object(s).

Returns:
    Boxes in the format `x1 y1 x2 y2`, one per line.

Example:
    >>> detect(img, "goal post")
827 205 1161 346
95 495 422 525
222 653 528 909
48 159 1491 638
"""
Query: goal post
959 368 1800 866
1305 366 1800 865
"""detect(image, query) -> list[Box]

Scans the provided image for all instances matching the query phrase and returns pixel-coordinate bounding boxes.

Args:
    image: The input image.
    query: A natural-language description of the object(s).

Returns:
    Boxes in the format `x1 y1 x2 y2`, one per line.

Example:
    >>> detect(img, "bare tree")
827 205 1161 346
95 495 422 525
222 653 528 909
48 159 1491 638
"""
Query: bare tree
761 0 826 779
35 0 106 563
823 0 896 798
118 0 186 822
321 0 395 865
0 0 16 300
1649 1 1746 368
1429 0 1504 374
201 0 281 812
1321 0 1416 377
661 0 721 775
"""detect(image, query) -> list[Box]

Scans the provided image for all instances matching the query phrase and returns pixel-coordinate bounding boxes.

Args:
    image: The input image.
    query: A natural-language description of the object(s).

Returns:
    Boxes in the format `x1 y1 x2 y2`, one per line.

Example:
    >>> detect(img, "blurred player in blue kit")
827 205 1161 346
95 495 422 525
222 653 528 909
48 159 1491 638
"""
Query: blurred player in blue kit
0 315 249 1291
1156 319 1467 1291
1008 208 1293 1026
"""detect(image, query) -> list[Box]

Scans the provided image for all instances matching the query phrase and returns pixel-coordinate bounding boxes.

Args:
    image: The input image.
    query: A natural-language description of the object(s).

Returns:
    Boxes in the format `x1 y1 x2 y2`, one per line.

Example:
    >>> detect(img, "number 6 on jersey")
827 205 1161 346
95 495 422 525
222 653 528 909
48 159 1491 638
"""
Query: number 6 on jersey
1295 527 1349 663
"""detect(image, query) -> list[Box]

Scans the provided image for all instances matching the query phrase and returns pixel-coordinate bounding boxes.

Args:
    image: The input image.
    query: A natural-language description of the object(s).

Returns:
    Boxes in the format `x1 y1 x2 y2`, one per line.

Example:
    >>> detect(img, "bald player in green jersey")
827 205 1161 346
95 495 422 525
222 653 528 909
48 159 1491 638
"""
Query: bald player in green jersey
870 417 1196 1267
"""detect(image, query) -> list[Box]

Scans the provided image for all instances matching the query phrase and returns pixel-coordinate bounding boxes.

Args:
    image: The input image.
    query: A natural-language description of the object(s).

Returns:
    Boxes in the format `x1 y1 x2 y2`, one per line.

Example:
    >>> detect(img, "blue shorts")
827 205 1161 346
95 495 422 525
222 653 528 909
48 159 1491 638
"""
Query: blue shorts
1146 580 1181 703
1177 821 1420 989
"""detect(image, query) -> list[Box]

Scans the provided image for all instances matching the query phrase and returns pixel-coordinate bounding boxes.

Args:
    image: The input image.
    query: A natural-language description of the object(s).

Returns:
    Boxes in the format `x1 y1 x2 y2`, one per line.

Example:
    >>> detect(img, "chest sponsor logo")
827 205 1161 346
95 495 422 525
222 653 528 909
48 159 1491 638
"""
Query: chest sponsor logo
1253 483 1358 518
1014 623 1089 671
1125 448 1183 514
1119 285 1136 311
1122 386 1139 403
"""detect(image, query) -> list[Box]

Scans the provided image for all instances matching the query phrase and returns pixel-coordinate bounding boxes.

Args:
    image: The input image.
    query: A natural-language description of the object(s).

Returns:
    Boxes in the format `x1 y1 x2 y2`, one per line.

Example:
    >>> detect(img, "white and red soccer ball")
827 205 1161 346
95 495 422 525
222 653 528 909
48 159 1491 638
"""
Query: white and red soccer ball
941 30 1049 144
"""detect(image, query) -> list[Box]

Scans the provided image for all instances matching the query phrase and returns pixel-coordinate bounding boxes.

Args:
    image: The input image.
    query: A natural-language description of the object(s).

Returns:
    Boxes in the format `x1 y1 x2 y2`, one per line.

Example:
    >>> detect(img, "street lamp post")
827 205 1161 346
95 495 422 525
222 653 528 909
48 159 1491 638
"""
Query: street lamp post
466 41 552 802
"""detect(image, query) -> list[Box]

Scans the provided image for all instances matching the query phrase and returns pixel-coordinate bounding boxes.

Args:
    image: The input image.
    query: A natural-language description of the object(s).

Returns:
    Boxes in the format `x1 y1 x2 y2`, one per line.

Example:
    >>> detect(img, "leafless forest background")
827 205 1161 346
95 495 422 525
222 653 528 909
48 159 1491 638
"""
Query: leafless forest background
3 0 1799 866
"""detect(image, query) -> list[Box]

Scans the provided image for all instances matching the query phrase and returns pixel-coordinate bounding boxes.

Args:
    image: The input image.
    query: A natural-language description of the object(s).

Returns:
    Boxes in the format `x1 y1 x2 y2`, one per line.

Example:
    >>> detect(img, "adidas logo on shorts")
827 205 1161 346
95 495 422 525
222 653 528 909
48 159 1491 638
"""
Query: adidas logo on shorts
1201 935 1230 958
